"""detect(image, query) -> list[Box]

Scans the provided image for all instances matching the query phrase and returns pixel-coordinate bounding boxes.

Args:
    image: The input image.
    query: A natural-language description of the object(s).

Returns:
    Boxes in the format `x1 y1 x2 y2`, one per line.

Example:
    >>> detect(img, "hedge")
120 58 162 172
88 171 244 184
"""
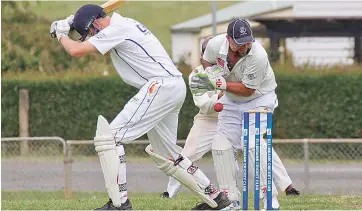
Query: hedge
2 74 362 140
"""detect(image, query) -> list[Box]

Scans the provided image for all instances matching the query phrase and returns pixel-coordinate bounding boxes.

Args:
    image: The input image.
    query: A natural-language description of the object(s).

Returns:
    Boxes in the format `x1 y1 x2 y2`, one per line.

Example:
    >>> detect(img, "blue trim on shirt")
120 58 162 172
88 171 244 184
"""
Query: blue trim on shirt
119 83 161 141
114 49 148 82
125 39 174 77
114 82 154 142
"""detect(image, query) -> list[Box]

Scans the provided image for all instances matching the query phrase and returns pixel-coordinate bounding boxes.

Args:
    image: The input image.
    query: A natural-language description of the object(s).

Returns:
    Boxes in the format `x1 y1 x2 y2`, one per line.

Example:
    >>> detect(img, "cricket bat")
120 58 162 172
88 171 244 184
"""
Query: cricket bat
50 0 125 38
101 0 125 13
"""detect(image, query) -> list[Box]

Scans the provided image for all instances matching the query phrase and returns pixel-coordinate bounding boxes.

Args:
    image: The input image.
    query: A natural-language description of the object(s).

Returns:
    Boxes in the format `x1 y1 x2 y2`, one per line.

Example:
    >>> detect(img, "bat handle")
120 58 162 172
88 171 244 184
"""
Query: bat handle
51 31 57 38
50 24 74 39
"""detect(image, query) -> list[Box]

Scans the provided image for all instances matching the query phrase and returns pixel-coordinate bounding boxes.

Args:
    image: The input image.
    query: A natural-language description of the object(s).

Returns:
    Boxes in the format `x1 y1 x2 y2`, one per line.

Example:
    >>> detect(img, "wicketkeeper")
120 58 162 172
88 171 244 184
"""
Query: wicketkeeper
50 4 232 210
161 36 300 207
187 19 298 210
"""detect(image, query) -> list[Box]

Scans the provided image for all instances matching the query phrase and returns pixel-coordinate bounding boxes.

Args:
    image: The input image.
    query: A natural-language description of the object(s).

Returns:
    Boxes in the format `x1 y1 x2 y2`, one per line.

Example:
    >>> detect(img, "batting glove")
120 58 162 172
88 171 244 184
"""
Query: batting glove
50 19 71 42
66 15 74 26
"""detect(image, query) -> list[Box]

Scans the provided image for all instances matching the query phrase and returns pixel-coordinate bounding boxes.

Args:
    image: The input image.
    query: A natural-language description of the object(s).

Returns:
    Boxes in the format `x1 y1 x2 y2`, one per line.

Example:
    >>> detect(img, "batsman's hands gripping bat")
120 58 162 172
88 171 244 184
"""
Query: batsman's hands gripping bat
50 15 74 41
50 0 124 39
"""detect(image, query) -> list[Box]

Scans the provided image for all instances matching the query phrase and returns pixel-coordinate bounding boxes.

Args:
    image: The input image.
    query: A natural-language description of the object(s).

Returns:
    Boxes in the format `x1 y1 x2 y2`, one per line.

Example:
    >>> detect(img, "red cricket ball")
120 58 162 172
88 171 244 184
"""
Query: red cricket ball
214 103 223 112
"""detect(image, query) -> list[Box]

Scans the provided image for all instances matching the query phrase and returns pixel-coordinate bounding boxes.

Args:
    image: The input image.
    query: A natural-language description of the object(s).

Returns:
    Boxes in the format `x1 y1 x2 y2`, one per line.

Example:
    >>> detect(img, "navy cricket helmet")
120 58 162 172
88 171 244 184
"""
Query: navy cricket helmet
73 4 106 41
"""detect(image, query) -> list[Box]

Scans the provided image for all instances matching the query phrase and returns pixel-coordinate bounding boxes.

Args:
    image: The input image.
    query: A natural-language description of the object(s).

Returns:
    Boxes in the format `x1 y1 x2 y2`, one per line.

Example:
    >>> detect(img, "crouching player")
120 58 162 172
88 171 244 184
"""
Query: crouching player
161 36 300 209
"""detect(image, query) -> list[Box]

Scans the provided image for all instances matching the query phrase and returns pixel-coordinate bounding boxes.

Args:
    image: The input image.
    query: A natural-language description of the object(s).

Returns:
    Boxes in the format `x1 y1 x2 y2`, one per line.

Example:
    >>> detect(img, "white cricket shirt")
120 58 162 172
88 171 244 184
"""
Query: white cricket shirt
88 13 182 89
189 65 219 120
203 33 277 102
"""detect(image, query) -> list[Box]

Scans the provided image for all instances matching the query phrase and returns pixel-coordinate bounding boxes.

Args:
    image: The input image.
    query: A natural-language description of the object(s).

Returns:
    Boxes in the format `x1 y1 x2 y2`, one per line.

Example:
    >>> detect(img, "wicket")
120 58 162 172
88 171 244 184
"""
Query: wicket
242 110 273 210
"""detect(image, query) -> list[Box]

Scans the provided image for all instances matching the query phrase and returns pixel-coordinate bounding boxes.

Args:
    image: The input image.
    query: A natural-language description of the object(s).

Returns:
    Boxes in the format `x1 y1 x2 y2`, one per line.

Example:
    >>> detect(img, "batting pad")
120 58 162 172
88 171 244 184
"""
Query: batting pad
212 135 240 202
94 115 122 207
145 144 217 208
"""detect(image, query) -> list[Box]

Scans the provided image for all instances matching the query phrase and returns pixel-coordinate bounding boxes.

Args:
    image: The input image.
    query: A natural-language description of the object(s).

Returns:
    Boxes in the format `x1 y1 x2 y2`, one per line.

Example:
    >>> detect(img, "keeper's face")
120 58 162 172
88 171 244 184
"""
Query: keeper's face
227 35 252 56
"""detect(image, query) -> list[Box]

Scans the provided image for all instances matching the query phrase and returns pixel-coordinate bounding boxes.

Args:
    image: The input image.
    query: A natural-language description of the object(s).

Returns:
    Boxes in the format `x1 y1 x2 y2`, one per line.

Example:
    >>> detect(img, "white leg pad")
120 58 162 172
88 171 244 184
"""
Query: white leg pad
94 115 122 207
145 144 217 208
212 135 240 202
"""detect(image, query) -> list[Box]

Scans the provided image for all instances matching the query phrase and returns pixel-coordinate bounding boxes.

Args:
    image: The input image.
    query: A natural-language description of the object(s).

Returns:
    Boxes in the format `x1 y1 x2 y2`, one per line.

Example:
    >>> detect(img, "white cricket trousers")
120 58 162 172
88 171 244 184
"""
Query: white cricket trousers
218 91 287 198
166 95 292 197
110 76 186 160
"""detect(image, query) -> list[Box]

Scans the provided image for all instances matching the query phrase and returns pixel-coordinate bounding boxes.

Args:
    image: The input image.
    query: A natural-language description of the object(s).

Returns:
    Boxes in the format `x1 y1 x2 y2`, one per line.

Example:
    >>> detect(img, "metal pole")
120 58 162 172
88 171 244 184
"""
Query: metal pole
211 0 217 36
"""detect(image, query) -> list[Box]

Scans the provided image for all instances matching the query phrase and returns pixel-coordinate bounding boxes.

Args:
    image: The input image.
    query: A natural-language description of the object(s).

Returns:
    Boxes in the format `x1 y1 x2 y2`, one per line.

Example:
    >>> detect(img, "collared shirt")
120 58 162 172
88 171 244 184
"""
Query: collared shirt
88 13 182 89
189 65 219 120
203 33 277 102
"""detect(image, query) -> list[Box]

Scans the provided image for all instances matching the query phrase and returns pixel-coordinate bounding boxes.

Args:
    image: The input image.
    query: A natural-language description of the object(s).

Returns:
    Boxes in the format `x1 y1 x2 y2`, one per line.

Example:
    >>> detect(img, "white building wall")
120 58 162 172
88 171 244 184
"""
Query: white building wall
293 1 362 17
171 1 361 68
171 32 195 65
286 37 355 67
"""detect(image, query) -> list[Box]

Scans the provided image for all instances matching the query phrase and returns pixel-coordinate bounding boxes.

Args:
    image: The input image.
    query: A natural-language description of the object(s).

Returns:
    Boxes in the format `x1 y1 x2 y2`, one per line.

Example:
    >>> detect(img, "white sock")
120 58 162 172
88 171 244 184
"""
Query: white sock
116 144 128 204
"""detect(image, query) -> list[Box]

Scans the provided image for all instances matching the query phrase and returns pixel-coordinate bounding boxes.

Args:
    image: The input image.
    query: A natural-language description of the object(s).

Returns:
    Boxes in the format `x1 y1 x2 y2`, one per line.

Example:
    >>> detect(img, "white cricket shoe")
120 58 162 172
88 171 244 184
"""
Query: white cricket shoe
229 200 241 211
261 186 280 210
263 196 280 210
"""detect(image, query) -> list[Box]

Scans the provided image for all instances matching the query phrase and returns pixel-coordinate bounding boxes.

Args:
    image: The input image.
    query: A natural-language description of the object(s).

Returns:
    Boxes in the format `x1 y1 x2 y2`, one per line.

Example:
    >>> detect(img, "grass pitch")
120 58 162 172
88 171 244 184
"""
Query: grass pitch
2 191 362 210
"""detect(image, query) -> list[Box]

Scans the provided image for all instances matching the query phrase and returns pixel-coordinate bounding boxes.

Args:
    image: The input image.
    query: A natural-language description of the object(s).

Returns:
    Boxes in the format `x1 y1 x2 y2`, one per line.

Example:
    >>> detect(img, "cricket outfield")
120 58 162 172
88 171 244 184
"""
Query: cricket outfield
2 158 362 210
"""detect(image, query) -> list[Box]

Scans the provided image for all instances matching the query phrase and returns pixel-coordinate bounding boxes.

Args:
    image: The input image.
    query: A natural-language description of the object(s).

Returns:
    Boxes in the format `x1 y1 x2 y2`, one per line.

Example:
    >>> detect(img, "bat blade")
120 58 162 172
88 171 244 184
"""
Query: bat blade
101 0 125 13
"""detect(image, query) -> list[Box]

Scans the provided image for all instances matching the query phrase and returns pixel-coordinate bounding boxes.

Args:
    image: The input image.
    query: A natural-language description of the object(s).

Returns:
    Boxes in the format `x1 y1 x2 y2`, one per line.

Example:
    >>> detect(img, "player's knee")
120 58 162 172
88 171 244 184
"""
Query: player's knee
212 134 233 150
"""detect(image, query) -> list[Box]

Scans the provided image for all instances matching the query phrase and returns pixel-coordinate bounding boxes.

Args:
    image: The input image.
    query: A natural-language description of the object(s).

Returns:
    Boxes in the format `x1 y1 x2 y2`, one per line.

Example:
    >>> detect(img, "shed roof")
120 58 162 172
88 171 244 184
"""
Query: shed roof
171 0 294 32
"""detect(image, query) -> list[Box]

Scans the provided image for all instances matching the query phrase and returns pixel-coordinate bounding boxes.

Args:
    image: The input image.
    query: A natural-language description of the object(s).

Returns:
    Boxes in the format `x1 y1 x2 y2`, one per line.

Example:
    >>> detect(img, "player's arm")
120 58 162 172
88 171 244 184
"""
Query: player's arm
201 38 218 69
226 56 266 97
59 36 98 57
201 58 213 69
192 92 219 115
225 82 255 97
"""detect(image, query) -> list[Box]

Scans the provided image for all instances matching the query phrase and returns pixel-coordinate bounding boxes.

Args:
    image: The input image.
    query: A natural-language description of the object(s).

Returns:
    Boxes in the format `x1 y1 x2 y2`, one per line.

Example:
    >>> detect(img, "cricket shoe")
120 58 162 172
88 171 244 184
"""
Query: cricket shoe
94 198 133 210
222 189 241 211
286 187 300 196
160 191 170 198
261 186 280 210
191 192 232 210
229 200 241 211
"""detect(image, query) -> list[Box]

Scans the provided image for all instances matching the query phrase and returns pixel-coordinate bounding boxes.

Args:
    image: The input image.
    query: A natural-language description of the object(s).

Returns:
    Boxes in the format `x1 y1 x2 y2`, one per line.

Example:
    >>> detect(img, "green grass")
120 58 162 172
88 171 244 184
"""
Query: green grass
2 191 362 210
29 1 237 54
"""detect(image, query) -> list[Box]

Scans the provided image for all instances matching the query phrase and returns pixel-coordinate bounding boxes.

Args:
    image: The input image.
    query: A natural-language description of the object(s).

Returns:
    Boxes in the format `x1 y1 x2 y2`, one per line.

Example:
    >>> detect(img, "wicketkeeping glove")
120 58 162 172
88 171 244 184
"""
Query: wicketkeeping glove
189 75 212 96
195 72 227 91
205 65 230 78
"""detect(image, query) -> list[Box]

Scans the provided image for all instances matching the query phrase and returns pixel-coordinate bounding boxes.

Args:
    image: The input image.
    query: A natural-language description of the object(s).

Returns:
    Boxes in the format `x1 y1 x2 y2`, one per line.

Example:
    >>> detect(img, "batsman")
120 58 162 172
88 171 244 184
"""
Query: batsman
189 19 294 210
50 3 232 210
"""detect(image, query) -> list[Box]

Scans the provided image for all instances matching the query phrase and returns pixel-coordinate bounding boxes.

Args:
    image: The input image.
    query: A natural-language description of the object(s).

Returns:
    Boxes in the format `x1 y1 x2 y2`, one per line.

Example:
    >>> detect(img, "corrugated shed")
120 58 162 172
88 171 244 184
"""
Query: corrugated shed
171 0 294 32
